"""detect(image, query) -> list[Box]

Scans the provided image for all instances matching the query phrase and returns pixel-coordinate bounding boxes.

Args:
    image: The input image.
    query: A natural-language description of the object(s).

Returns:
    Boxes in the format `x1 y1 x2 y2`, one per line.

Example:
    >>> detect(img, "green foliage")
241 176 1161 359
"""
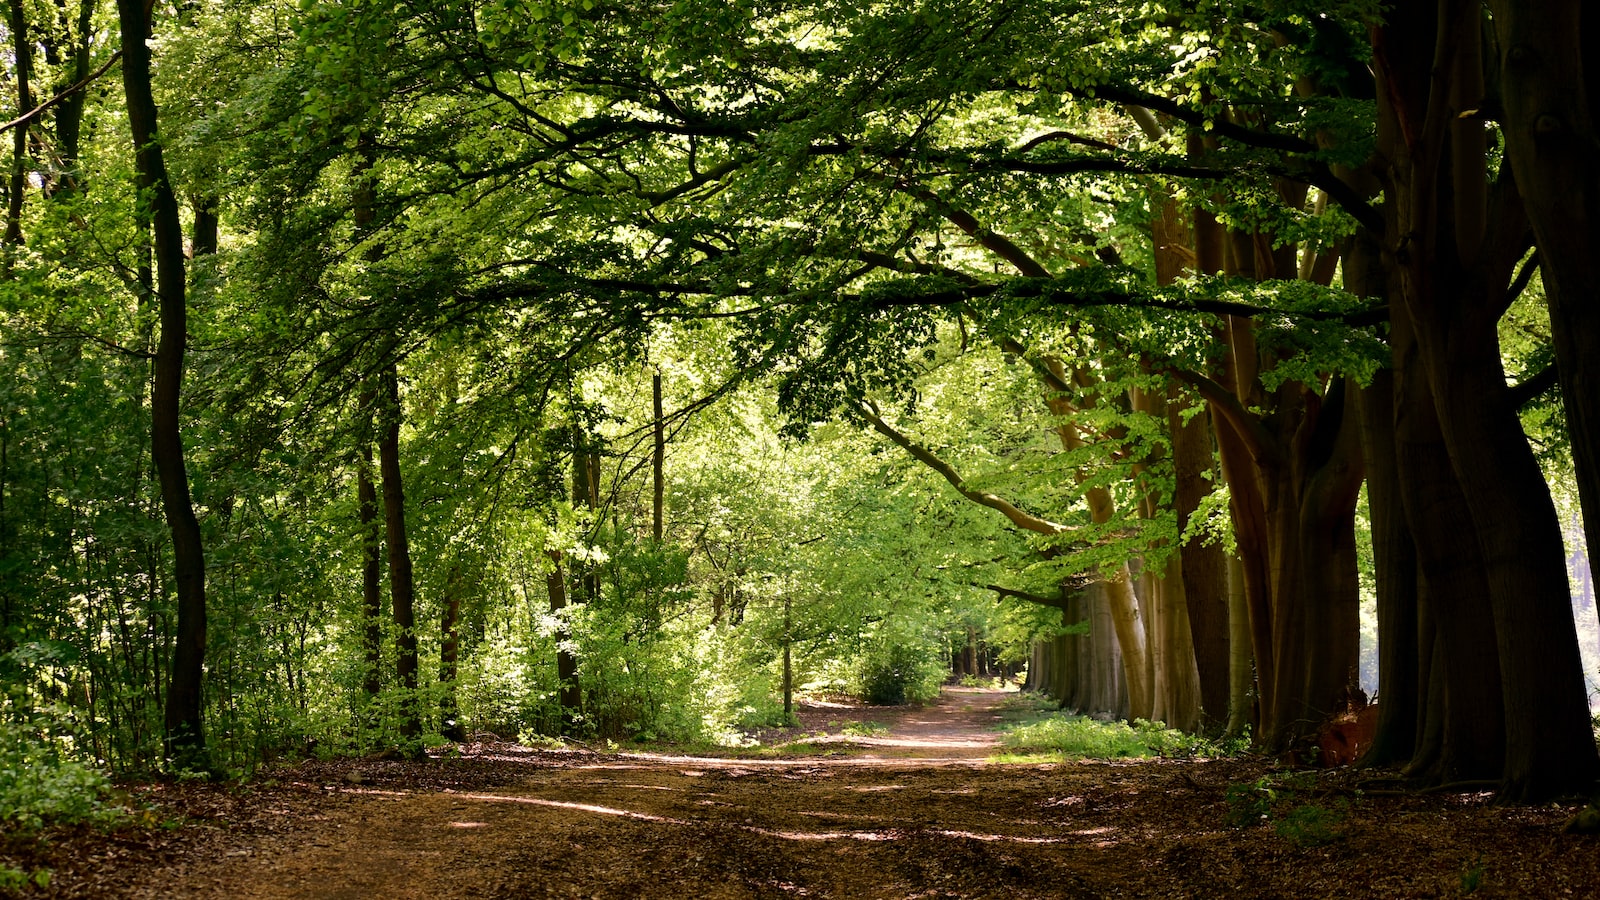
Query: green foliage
855 636 945 706
1460 855 1485 895
839 721 889 738
0 713 121 833
0 866 50 892
1001 713 1221 759
1223 772 1351 847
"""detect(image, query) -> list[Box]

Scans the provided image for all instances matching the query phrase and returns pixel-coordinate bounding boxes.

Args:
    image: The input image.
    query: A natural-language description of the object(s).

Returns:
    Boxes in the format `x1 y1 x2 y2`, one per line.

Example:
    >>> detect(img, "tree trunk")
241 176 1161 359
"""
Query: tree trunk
1224 555 1253 736
1356 369 1419 767
1490 0 1600 588
439 564 464 741
653 370 665 542
358 443 383 699
1374 0 1600 798
545 549 583 733
378 363 422 750
42 0 96 198
119 0 207 770
6 0 35 247
1168 392 1230 729
1390 317 1504 782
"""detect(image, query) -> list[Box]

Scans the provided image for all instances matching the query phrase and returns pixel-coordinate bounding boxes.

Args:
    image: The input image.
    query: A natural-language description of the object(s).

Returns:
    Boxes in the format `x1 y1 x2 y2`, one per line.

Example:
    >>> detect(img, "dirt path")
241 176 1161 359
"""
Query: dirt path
18 687 1600 899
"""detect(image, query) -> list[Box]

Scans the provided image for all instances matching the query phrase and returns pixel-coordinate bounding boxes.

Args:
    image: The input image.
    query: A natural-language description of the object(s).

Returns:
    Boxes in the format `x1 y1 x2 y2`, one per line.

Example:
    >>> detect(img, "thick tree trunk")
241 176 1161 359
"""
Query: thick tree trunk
378 364 422 750
1491 0 1600 583
1357 369 1419 767
1209 359 1362 749
1168 391 1230 727
119 0 208 770
1292 378 1364 734
1376 0 1600 803
1390 318 1504 782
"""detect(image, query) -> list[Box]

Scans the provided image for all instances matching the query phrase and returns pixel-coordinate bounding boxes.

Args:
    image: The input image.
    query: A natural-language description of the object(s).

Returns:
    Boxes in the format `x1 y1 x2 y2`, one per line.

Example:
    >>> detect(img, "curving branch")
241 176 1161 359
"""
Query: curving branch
856 400 1075 537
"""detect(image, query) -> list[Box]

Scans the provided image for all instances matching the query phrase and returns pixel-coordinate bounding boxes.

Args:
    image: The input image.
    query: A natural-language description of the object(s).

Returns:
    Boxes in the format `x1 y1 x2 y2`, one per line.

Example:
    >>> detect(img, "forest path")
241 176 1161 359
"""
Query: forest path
80 687 1599 899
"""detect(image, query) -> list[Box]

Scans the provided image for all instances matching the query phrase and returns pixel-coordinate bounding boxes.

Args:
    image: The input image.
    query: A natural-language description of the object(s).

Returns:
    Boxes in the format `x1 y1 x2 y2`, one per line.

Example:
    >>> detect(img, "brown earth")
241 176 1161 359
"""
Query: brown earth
5 687 1600 899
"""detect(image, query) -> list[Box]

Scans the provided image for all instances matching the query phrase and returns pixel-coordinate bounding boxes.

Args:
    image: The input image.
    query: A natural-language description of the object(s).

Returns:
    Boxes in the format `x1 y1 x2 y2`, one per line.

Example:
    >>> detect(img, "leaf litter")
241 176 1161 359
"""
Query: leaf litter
3 689 1597 899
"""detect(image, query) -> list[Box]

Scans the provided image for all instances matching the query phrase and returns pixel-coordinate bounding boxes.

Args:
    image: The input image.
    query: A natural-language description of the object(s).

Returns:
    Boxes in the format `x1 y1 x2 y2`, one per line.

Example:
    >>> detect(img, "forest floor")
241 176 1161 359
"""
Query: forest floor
5 687 1600 899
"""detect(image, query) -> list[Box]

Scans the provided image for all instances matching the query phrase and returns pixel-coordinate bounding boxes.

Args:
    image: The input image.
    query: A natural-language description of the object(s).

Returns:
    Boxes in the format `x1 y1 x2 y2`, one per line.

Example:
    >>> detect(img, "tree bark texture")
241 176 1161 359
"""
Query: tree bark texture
1356 369 1419 768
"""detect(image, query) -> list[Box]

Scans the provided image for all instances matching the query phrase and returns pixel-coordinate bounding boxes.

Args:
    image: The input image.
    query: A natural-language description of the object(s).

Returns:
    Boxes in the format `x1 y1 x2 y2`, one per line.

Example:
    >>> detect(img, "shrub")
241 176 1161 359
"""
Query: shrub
0 714 121 833
855 640 943 705
1001 715 1220 758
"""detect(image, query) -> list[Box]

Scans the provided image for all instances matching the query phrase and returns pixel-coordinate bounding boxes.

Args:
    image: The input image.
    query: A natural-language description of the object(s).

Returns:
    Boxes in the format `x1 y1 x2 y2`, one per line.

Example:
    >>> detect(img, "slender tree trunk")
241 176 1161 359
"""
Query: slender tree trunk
1168 393 1230 728
6 0 34 248
1224 555 1253 736
439 563 464 741
653 370 664 543
119 0 207 770
43 0 96 197
378 364 421 750
545 550 582 733
358 444 383 699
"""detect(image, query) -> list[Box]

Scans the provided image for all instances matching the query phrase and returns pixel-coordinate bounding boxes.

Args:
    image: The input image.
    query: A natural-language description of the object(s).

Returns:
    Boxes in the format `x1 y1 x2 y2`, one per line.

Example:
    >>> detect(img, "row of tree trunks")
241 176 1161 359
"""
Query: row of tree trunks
1024 585 1126 719
1362 0 1600 801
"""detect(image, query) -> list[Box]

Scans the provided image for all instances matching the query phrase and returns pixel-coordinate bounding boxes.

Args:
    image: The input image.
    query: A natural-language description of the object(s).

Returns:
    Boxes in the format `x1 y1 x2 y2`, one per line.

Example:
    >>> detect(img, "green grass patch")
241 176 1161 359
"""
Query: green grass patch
997 711 1229 759
838 721 888 738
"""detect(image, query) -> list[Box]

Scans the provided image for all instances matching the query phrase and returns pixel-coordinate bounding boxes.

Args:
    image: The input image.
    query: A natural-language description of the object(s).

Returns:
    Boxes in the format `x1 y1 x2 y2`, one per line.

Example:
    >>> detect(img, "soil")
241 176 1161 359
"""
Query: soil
5 687 1600 899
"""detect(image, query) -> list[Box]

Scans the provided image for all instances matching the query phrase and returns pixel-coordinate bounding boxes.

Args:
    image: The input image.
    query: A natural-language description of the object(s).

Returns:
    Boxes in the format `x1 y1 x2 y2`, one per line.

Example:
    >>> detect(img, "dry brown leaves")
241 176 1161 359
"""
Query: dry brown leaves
3 693 1596 899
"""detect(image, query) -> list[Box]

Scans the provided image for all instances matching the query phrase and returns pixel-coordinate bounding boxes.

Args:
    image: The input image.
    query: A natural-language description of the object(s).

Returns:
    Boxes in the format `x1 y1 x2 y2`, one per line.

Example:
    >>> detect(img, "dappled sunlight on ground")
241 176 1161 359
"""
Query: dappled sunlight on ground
24 686 1600 900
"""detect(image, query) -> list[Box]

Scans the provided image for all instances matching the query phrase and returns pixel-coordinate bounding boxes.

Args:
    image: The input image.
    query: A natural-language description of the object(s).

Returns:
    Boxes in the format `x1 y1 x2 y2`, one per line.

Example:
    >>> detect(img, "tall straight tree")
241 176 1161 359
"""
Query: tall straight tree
117 0 208 768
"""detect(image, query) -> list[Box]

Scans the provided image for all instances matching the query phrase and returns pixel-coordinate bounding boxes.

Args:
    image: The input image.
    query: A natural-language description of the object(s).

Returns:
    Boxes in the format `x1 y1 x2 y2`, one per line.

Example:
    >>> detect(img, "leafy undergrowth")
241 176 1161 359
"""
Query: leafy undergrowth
993 694 1247 761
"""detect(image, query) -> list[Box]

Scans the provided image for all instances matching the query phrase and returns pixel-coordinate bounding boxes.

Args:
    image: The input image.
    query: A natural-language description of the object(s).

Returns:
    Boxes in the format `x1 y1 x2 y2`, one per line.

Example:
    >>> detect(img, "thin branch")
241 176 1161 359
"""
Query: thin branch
986 584 1073 608
0 50 122 134
1507 362 1559 410
1163 366 1278 466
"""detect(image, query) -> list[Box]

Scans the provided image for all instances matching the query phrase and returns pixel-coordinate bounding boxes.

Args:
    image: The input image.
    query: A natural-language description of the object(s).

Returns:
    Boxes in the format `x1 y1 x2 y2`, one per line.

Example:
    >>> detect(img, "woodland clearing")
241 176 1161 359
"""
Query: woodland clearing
2 688 1597 899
